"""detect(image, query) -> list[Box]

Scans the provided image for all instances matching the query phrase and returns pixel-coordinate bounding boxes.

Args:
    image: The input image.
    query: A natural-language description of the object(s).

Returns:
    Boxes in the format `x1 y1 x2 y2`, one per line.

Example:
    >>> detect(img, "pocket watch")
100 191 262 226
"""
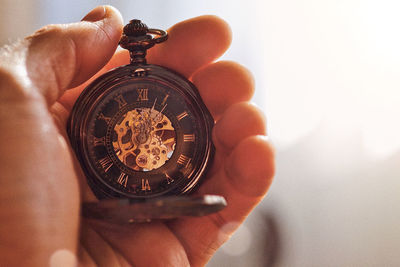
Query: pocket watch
67 19 226 223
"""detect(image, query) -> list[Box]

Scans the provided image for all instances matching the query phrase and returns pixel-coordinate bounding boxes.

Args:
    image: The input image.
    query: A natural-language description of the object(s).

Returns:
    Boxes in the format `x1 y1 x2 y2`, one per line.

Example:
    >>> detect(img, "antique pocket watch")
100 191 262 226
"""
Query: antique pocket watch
68 20 226 223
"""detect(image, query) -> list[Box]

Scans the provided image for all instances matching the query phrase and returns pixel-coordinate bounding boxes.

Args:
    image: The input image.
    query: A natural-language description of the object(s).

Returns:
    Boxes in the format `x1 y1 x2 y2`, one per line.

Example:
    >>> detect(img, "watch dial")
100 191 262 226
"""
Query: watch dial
69 65 214 199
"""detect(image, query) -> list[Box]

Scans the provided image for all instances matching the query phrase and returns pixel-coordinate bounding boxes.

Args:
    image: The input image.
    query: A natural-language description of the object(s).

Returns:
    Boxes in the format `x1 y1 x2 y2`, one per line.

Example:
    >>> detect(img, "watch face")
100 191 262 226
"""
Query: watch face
68 65 214 199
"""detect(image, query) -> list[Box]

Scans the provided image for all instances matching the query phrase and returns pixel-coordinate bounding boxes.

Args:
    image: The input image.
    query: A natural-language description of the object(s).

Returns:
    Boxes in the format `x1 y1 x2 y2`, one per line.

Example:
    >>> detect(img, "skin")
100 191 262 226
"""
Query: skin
0 6 274 267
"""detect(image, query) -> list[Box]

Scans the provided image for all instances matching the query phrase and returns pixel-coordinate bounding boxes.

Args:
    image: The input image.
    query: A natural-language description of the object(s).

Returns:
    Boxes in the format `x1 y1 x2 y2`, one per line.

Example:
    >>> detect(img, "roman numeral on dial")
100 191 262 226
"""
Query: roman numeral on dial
137 88 149 101
93 136 105 146
98 113 111 124
99 156 113 172
117 172 128 187
141 179 151 191
165 173 174 184
176 111 188 121
177 154 191 168
114 94 127 108
183 134 195 142
161 94 169 106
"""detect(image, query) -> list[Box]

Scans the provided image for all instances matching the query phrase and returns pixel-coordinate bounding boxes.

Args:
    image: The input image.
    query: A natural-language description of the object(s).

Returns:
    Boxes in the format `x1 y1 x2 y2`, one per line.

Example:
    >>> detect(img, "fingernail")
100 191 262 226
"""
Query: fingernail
81 6 106 22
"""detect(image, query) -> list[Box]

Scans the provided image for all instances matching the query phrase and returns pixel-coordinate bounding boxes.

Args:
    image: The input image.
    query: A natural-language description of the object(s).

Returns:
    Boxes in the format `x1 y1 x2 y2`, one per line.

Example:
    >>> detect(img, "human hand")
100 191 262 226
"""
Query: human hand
0 6 274 266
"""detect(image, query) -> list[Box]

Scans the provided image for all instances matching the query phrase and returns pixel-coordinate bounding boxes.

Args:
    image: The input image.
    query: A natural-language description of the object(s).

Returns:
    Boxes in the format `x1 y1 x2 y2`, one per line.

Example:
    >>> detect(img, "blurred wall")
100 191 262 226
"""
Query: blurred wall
0 0 39 44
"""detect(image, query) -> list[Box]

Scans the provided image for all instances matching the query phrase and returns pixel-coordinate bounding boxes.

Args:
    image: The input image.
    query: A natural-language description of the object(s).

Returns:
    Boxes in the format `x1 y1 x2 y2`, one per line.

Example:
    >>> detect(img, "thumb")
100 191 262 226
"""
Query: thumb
25 5 123 105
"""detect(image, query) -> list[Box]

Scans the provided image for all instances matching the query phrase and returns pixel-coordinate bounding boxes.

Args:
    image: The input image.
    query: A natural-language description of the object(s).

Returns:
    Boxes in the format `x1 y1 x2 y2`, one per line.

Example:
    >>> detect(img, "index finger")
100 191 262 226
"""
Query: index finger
148 15 232 78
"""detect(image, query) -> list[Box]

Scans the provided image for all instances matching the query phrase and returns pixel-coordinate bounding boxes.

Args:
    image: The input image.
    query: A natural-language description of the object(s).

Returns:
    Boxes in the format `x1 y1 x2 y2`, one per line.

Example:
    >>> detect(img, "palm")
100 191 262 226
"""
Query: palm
0 7 274 266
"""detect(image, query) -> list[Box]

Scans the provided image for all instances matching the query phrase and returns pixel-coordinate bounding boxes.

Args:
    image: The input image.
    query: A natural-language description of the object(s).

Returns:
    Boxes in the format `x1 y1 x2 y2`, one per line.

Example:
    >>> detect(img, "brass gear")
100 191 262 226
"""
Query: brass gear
112 107 176 171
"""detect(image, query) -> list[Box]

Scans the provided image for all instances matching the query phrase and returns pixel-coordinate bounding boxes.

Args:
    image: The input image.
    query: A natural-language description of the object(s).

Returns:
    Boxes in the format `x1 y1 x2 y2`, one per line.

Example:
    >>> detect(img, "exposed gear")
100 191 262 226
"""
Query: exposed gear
113 107 176 171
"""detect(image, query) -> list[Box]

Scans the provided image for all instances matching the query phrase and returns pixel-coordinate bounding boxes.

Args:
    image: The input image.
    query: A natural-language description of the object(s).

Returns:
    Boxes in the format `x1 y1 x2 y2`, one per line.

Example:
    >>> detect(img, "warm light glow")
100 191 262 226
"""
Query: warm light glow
257 0 400 158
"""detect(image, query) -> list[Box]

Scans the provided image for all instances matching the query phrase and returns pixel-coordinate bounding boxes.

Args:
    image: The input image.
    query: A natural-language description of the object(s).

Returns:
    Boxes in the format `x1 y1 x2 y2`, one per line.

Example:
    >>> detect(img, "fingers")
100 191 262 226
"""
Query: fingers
147 15 232 78
192 61 255 119
168 136 274 266
26 5 123 105
84 221 190 266
222 136 274 197
213 102 266 153
59 15 232 112
166 102 272 266
58 50 130 112
207 102 267 176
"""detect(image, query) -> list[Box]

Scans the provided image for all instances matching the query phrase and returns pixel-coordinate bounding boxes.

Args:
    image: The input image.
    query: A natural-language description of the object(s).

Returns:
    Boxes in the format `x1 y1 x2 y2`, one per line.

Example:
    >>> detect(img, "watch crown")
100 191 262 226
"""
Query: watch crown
123 19 149 37
120 19 167 65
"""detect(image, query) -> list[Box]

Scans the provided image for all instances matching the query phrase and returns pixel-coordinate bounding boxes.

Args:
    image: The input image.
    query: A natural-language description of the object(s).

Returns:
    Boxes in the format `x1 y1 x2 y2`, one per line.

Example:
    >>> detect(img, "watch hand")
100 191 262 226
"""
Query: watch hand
151 98 157 113
149 98 166 123
154 104 167 122
159 104 167 114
